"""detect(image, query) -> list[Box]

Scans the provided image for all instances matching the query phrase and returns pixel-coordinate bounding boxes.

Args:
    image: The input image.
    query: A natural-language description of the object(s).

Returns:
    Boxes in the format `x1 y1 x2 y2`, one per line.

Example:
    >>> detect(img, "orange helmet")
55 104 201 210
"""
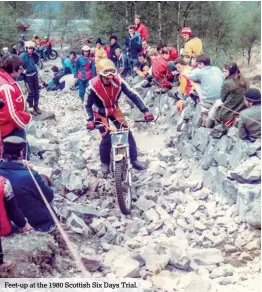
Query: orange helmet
96 59 117 77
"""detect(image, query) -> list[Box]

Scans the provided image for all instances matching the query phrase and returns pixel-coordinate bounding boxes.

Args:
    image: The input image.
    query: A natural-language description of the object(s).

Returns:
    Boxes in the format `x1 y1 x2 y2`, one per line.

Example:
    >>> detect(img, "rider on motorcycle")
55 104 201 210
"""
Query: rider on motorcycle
42 36 52 61
85 59 154 174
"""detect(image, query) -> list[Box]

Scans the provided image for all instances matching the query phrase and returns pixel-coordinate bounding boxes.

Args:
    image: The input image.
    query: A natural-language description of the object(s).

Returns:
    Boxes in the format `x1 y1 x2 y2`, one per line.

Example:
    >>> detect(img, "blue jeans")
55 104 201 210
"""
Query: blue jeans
78 79 89 101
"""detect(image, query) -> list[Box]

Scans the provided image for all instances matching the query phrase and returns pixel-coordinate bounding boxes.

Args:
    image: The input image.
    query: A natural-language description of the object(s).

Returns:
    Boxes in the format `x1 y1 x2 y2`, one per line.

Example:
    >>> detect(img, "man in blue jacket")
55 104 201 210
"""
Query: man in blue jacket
74 45 96 102
0 136 55 233
109 35 121 66
125 25 142 72
20 41 41 116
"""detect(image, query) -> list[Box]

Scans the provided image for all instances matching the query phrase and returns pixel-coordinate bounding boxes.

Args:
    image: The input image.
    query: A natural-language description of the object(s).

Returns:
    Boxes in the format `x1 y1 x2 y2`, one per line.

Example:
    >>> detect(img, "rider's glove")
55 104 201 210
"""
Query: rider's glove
86 121 95 130
144 112 154 121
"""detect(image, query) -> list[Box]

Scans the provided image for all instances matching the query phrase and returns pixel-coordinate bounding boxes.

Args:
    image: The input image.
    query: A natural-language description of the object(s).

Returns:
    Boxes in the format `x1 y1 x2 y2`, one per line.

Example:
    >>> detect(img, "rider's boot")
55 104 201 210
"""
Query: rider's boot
34 103 42 115
132 160 147 171
101 163 110 174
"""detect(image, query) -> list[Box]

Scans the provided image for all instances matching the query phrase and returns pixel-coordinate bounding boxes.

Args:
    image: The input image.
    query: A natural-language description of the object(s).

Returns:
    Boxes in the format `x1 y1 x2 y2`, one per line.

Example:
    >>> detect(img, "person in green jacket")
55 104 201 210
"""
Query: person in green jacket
238 88 261 142
205 62 249 128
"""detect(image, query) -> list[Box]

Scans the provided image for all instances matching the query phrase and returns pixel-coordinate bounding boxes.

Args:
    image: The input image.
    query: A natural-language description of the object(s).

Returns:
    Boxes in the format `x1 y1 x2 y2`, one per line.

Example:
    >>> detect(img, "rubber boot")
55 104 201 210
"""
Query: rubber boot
28 106 38 116
132 160 147 171
34 104 42 115
101 163 110 174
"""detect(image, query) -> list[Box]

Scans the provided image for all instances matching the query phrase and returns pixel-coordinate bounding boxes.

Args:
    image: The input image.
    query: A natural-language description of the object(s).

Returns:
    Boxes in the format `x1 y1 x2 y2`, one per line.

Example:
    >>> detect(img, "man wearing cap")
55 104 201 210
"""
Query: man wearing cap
180 27 203 62
238 88 261 142
74 45 96 101
95 38 108 64
0 136 55 232
20 41 41 116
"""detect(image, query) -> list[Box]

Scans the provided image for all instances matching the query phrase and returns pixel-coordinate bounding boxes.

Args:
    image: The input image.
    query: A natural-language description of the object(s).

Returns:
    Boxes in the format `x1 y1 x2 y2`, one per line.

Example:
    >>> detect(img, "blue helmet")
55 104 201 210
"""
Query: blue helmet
33 34 38 38
44 36 48 39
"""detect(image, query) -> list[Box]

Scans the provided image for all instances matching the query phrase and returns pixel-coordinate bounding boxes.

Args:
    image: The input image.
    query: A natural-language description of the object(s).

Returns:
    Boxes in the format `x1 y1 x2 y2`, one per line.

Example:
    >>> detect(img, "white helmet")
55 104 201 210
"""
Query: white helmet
25 41 35 49
82 45 90 51
2 47 8 53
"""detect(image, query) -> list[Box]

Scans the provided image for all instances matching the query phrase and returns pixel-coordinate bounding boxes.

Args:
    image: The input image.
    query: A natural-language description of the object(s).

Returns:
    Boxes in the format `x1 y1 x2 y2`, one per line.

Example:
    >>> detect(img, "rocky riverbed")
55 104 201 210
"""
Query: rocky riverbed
1 60 261 292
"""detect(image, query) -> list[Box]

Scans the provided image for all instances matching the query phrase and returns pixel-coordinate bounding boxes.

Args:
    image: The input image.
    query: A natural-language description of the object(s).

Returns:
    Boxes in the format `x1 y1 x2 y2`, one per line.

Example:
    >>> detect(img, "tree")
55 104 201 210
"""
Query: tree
0 6 18 49
41 3 56 37
236 2 261 64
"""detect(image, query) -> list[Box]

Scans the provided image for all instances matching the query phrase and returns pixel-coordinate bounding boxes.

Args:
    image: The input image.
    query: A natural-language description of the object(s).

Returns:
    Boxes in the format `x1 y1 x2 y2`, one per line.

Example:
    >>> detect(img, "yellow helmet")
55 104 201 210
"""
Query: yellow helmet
96 59 117 77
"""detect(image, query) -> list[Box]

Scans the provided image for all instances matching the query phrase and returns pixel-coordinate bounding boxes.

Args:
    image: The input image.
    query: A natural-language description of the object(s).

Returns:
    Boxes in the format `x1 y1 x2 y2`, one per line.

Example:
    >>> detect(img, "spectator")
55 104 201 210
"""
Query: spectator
0 136 56 232
185 55 224 108
115 48 130 77
125 25 142 71
44 66 68 91
133 53 150 78
238 88 261 142
10 44 17 55
16 35 27 55
0 176 32 236
141 40 151 65
103 44 110 58
2 48 9 58
109 35 121 66
151 47 173 91
95 38 107 64
0 54 31 158
205 62 249 128
180 27 203 62
173 58 195 100
61 53 75 75
74 45 96 101
134 15 149 41
20 41 41 115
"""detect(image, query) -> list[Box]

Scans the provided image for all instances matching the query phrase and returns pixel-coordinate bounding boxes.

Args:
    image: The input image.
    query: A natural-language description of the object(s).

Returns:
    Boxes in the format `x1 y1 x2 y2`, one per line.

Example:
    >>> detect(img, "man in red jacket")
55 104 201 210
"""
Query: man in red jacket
0 55 32 157
135 15 149 41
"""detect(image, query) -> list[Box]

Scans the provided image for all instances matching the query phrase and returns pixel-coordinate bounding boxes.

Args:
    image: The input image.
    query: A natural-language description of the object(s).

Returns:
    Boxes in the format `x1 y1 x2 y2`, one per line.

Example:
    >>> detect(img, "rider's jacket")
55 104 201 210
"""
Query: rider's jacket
85 75 148 121
0 69 31 137
43 40 52 48
74 55 96 81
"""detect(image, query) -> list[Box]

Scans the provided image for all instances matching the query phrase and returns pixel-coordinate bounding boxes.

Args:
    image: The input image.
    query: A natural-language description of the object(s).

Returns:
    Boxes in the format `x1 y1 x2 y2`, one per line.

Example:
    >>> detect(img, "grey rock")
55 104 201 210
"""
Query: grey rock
61 169 89 191
66 213 92 237
209 264 234 279
158 148 179 163
144 208 160 222
168 249 190 270
188 248 224 265
134 196 156 211
102 229 117 244
80 252 102 272
230 156 261 183
67 204 100 217
245 238 261 251
237 184 261 228
192 127 211 153
32 110 56 121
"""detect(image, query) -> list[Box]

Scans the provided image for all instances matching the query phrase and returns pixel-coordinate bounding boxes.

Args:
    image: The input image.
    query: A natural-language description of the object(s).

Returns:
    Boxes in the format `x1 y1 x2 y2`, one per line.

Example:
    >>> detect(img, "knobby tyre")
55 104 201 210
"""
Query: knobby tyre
48 49 58 60
114 159 132 215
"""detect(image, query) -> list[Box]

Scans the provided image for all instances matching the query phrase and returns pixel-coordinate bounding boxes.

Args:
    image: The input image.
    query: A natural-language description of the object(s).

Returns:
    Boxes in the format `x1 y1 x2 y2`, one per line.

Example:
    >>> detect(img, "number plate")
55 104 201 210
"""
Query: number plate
111 132 128 146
